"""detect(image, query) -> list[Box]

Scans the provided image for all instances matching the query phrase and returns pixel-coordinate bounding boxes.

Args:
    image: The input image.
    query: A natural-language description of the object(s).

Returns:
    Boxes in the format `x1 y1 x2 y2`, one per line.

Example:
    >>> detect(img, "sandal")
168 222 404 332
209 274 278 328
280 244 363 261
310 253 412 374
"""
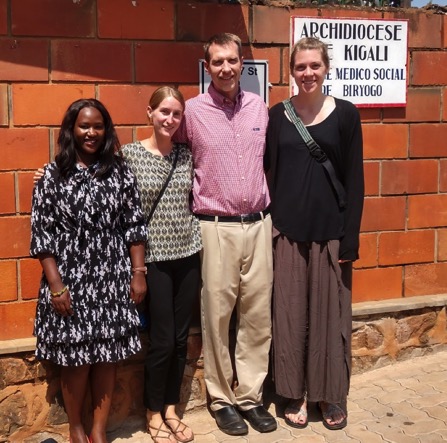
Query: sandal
284 398 308 429
318 402 347 430
165 417 194 442
147 421 176 443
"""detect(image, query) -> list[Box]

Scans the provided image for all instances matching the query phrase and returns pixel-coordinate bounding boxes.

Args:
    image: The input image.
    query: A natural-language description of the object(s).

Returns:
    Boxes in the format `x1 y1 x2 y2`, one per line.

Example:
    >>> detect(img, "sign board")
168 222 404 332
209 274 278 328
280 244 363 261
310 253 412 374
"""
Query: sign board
199 60 269 105
291 17 408 107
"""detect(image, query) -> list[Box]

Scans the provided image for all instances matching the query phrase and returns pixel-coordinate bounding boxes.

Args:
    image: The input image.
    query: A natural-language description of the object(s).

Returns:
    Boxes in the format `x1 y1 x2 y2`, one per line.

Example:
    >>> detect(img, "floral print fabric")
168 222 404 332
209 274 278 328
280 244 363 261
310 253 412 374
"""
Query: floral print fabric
121 142 202 263
30 161 147 366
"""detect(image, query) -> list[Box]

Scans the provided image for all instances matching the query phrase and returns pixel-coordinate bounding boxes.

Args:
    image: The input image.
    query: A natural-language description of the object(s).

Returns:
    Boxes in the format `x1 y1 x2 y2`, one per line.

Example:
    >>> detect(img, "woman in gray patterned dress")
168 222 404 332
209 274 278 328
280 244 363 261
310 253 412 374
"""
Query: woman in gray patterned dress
30 99 147 443
121 87 201 443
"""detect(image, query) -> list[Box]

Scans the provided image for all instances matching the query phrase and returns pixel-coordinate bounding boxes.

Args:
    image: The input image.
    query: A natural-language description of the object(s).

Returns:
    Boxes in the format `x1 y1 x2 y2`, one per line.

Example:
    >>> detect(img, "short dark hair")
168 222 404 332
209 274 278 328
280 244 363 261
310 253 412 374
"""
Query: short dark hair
290 37 330 74
204 33 242 63
56 98 121 178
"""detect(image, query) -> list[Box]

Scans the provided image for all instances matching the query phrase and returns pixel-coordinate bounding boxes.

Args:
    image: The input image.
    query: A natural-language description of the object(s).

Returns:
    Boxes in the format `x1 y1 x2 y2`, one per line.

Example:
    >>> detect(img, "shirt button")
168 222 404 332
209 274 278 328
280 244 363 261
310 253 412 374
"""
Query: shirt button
241 177 245 180
238 155 242 159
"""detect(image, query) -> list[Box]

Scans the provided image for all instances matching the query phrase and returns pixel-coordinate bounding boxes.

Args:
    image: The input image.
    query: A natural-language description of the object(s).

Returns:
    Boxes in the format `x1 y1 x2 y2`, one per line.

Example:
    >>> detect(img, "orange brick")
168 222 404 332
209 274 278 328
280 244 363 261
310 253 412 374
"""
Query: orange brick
444 15 447 49
246 47 281 85
0 128 49 170
135 42 204 84
405 263 447 297
354 233 378 269
323 9 382 19
383 88 442 123
135 126 152 142
253 5 293 44
0 172 16 214
19 258 41 300
440 159 447 192
99 85 158 125
364 161 379 196
52 40 132 82
98 0 174 40
361 197 406 232
443 88 447 121
359 108 381 122
352 267 403 303
437 229 447 261
17 171 35 214
0 0 6 35
410 124 447 158
11 0 95 37
12 84 95 125
0 260 18 302
269 86 289 108
177 2 249 43
0 300 36 340
408 194 447 229
0 83 8 126
282 47 290 85
378 230 435 266
0 39 48 81
404 10 443 49
412 52 447 86
362 124 408 160
0 216 31 258
381 159 438 195
178 85 200 102
115 127 134 147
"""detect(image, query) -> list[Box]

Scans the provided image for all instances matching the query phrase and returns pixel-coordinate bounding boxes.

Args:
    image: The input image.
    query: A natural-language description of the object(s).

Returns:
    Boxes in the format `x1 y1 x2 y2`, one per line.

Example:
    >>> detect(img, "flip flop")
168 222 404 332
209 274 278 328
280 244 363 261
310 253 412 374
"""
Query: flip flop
147 421 176 443
284 398 308 429
318 402 347 430
165 417 194 443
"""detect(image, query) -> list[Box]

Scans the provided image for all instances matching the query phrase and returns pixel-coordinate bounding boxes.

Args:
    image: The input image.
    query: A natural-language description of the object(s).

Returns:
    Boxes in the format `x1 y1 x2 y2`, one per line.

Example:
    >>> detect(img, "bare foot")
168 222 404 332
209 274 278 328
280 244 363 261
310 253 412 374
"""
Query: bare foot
164 406 194 443
319 402 347 430
284 397 308 428
146 410 176 443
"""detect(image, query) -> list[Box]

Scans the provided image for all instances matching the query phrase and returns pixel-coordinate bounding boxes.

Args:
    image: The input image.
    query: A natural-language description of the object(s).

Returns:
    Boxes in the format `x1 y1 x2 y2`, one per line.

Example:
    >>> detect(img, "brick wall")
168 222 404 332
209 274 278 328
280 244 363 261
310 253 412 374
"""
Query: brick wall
0 0 446 340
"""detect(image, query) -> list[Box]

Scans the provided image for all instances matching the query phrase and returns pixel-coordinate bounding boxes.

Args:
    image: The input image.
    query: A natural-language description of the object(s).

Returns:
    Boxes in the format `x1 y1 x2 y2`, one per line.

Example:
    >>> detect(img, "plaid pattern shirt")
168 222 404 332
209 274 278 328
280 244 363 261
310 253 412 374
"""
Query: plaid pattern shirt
176 83 270 216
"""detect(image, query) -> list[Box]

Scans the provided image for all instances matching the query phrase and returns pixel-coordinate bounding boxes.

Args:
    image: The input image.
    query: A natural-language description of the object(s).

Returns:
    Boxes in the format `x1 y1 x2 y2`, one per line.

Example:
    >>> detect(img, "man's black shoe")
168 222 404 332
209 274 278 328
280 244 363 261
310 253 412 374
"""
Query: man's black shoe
214 405 248 436
239 406 277 433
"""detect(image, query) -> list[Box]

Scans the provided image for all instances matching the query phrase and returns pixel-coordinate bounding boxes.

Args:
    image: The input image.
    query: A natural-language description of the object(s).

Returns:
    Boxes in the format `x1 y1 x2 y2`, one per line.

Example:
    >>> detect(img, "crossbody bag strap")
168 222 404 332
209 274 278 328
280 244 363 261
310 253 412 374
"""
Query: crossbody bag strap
282 99 346 208
146 147 179 223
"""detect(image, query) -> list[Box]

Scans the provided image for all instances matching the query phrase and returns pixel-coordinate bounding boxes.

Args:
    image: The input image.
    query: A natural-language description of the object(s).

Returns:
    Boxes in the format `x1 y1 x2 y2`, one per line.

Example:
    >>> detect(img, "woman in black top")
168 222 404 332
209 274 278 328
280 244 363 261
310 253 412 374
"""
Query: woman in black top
265 37 364 431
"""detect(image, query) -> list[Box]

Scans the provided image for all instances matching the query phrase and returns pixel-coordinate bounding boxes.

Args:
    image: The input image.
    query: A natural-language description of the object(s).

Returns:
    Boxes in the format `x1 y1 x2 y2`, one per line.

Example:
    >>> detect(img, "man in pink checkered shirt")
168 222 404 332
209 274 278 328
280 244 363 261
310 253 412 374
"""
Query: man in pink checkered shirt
176 33 276 436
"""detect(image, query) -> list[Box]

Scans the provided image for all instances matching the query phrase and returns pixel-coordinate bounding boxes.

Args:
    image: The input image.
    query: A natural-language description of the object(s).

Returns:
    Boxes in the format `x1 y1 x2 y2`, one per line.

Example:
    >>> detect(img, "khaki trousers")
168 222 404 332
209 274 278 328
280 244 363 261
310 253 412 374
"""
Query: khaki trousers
200 214 273 411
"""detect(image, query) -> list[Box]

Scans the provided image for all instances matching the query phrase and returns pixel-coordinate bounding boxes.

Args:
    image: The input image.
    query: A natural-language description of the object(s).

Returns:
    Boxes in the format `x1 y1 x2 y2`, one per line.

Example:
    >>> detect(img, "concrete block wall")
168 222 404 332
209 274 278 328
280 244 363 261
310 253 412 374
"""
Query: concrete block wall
0 0 446 341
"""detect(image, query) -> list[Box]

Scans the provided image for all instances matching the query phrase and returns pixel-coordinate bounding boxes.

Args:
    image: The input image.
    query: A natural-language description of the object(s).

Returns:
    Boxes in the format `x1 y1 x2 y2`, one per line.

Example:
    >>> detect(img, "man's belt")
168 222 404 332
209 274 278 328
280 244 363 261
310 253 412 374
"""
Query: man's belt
196 208 270 223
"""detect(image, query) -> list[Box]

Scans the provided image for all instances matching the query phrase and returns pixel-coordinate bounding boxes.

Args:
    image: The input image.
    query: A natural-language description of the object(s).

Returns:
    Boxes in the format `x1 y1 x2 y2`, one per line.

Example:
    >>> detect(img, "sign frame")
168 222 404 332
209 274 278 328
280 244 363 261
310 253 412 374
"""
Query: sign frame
199 59 269 105
291 16 409 108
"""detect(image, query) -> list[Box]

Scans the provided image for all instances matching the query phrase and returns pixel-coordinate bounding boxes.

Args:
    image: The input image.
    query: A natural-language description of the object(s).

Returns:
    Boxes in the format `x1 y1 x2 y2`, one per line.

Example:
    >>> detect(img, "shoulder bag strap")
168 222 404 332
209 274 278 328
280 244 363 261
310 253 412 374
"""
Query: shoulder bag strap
146 147 179 223
282 99 346 208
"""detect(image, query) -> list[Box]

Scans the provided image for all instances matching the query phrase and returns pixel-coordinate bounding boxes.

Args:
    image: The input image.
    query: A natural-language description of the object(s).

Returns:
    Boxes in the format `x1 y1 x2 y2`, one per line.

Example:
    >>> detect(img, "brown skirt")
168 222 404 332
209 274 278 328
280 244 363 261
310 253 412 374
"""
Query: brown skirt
272 230 352 405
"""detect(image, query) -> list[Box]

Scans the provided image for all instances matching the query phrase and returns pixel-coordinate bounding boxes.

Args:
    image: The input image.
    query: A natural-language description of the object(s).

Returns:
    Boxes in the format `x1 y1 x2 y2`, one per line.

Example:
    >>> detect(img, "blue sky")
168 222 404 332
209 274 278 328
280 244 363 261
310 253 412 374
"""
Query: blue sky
412 0 447 6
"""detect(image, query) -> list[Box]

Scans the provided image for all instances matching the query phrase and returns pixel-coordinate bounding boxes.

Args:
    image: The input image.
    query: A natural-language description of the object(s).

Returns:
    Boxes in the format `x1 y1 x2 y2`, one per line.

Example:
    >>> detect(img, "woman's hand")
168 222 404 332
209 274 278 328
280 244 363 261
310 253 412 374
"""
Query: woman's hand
33 167 46 184
130 272 146 305
50 286 74 317
338 259 352 264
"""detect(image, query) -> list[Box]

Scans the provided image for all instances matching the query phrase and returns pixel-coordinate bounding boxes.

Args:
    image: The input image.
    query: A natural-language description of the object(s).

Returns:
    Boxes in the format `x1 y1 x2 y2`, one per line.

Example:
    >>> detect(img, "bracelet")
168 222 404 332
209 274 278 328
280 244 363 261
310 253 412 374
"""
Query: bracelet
50 285 68 297
132 266 147 275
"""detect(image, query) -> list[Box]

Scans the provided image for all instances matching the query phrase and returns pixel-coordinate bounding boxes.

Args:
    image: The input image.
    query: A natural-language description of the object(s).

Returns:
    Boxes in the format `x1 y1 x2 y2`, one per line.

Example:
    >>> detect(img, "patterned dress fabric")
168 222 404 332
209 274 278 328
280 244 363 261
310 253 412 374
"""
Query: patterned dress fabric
121 142 202 263
30 161 147 366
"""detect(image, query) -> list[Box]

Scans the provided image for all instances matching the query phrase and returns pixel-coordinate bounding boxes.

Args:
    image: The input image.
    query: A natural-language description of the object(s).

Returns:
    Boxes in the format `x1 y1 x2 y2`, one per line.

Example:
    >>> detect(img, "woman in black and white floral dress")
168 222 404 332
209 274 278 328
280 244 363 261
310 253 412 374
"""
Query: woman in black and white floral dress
30 98 147 443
